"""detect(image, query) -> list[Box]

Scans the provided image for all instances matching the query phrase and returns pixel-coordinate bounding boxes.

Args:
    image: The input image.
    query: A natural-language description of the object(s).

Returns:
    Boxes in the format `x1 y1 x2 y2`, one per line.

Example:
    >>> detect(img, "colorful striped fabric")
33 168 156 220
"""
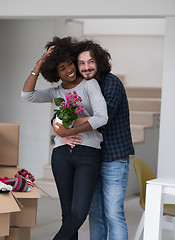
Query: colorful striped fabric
0 168 35 192
15 169 35 182
3 176 30 192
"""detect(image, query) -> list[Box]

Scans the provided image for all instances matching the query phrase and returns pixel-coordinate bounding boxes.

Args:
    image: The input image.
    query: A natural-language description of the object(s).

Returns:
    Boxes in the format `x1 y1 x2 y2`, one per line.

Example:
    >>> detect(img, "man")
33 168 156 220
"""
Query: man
53 39 135 240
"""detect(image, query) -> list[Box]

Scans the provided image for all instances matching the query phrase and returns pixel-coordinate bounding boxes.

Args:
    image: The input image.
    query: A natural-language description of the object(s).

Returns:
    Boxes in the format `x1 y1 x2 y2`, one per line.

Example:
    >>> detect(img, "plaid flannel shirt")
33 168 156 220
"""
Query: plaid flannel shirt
98 73 135 162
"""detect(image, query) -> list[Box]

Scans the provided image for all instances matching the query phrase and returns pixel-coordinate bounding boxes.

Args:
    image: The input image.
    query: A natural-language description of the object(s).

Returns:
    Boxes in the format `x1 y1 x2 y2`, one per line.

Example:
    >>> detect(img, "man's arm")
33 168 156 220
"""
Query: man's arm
98 75 124 133
52 117 91 146
51 113 82 147
53 118 93 138
104 76 123 122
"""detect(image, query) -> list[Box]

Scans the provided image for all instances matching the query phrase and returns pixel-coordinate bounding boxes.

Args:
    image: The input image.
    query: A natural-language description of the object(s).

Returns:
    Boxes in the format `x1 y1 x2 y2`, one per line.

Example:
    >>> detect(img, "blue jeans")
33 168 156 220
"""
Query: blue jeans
89 159 129 240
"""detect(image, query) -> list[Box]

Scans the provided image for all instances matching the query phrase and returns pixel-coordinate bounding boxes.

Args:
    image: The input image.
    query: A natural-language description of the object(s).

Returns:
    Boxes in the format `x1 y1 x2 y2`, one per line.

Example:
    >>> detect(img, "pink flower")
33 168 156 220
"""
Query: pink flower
70 102 77 106
54 91 84 128
75 106 84 114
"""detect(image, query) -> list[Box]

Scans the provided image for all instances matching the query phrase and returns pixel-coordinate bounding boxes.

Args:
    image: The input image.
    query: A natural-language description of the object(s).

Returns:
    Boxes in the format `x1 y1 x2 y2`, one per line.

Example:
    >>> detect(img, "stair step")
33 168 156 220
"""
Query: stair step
131 125 145 143
126 87 161 98
128 98 161 112
130 111 159 126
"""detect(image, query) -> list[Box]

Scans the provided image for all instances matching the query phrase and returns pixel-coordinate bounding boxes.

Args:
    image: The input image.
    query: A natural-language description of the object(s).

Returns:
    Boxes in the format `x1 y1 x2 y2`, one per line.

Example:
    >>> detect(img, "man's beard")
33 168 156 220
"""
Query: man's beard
82 68 96 80
85 73 92 80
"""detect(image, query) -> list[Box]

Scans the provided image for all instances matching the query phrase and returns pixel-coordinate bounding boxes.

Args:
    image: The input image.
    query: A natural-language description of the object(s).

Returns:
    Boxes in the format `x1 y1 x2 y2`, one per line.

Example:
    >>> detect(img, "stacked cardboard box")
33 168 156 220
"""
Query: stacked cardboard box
0 192 20 238
0 123 40 239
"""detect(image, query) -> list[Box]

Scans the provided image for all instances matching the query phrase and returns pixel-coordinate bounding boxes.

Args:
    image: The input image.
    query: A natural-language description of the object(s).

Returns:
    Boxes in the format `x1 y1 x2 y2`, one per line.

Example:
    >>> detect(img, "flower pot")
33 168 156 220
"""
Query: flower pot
55 116 73 128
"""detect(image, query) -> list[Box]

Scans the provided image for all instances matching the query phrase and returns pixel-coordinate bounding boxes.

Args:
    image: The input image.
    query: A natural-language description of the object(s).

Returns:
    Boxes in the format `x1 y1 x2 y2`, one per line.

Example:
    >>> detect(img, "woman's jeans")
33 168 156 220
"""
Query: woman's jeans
51 145 101 240
89 159 129 240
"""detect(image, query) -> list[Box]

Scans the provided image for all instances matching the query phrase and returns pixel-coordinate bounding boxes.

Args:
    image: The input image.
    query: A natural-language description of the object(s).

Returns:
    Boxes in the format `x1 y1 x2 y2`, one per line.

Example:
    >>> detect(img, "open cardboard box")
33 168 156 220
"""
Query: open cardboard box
5 227 30 240
0 167 40 227
0 123 19 167
0 193 20 237
10 187 40 227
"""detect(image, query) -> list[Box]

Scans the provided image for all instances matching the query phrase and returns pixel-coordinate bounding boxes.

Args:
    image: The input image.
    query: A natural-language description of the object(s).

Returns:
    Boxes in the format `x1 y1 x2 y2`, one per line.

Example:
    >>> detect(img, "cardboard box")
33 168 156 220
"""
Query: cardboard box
0 193 20 237
0 167 40 227
0 123 19 166
11 187 40 227
0 166 19 178
5 227 30 240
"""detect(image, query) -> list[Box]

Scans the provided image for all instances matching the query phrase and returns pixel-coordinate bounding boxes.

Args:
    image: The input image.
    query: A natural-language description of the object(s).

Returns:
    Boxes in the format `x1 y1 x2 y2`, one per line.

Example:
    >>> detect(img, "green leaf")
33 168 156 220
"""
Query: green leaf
62 119 73 128
54 109 60 114
54 97 65 106
59 112 64 120
54 110 61 117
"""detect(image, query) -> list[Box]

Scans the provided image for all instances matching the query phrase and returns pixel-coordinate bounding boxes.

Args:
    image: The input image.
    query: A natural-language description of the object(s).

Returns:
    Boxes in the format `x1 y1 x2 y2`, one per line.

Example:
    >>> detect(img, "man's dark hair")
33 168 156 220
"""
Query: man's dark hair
74 40 112 78
40 36 78 83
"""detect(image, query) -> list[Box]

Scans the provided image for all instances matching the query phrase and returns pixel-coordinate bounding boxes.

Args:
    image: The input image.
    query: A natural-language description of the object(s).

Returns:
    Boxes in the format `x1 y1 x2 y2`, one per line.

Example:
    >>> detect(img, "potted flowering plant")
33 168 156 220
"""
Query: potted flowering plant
54 91 84 128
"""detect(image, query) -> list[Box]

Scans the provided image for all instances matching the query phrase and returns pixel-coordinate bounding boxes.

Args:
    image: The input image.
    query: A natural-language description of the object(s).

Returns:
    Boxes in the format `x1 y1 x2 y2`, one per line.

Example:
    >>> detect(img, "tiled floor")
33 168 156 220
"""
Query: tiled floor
31 195 174 240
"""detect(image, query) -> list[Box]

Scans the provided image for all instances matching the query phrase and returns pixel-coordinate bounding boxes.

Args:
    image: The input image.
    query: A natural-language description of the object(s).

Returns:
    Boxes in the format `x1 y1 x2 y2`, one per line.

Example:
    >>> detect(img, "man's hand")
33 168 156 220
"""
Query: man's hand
52 116 92 137
53 119 61 135
53 122 71 138
60 136 82 147
53 118 82 146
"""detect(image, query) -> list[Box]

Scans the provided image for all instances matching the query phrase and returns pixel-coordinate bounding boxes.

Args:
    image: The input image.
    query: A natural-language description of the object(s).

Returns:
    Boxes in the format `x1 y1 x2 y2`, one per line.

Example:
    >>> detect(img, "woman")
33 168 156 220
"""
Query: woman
21 36 108 240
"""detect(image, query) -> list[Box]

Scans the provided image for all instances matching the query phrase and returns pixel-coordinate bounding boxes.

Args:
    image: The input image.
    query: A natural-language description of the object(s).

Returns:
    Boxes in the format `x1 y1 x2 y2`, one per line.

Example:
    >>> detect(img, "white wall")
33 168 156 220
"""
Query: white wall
0 20 54 178
77 18 164 87
157 17 175 177
92 35 164 87
81 19 165 36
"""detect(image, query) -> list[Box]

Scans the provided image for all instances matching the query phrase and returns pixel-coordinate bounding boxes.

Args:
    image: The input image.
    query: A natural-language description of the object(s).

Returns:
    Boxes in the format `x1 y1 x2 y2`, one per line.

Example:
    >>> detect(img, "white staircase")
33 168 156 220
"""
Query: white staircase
36 85 162 198
126 86 161 196
126 87 161 144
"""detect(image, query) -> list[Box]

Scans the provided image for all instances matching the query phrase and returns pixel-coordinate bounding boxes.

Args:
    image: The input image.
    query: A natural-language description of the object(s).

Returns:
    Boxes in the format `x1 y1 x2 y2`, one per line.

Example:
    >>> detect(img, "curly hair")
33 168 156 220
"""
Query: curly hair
40 36 78 83
74 40 112 77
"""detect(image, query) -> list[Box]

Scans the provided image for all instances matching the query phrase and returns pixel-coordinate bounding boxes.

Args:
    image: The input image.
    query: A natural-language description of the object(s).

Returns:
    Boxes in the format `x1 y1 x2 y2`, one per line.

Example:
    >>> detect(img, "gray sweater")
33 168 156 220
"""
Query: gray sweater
21 79 108 149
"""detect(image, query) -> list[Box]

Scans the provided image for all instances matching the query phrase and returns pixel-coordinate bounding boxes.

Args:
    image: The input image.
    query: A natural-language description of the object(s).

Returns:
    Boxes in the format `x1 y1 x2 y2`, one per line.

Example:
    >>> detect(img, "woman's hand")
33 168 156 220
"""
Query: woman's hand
23 46 56 92
38 45 55 64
